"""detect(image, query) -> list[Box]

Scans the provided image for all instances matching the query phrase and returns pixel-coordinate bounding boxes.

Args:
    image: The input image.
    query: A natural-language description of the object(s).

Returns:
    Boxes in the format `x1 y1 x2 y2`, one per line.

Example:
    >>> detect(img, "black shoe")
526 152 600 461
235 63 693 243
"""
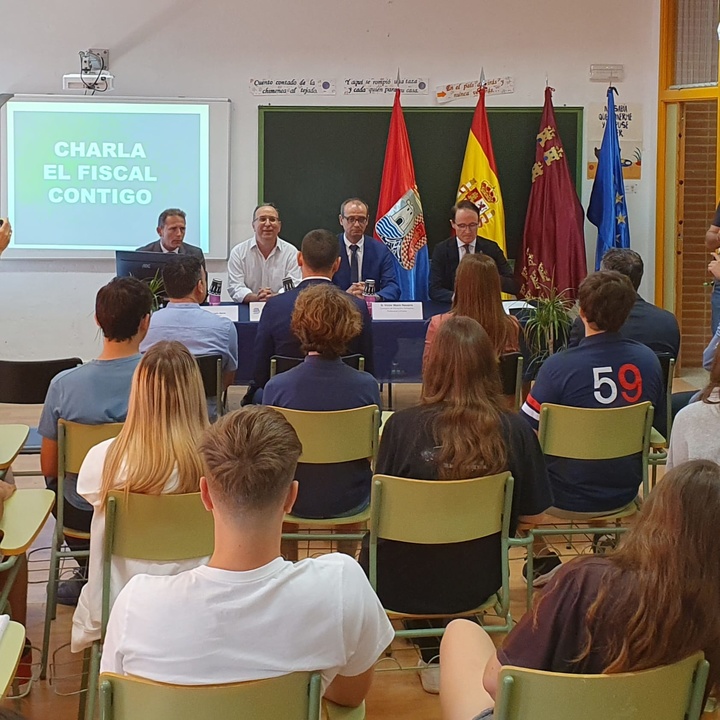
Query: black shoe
56 568 87 607
522 551 562 588
591 534 617 555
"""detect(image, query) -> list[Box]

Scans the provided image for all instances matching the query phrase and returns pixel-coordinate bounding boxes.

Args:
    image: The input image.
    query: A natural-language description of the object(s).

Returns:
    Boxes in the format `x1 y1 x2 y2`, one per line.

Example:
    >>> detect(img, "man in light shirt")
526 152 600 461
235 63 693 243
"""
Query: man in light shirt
227 203 301 303
140 255 238 418
101 406 393 706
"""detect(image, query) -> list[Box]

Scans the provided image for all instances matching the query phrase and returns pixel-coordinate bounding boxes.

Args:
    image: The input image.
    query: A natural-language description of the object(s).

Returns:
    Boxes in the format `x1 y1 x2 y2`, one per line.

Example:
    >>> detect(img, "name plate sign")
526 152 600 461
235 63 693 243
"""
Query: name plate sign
371 302 423 320
201 305 239 322
249 302 266 322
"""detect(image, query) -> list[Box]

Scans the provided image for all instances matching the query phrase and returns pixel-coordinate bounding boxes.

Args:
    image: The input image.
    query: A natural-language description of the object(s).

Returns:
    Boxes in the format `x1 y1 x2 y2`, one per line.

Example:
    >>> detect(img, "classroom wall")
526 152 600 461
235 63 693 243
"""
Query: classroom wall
0 0 660 360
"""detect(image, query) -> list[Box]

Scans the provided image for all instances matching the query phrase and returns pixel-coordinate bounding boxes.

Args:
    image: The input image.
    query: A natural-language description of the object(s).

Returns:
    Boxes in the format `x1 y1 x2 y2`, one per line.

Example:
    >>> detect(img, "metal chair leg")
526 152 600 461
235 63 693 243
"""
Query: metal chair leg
41 536 62 680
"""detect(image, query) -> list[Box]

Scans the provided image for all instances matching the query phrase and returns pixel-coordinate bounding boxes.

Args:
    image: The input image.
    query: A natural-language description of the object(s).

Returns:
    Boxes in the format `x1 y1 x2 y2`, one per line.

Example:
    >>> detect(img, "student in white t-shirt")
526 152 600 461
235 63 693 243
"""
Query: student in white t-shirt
101 406 394 707
71 341 210 653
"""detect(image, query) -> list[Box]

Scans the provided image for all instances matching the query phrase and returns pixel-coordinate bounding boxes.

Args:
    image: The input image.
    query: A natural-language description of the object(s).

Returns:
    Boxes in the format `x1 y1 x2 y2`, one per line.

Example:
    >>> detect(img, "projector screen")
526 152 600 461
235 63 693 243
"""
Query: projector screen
0 95 231 259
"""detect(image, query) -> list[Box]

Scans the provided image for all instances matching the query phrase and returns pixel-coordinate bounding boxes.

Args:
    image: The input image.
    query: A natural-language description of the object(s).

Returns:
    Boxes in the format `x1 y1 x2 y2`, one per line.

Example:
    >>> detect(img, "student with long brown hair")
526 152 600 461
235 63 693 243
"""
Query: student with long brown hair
71 341 210 653
423 253 521 366
440 459 720 720
363 316 551 689
668 344 720 468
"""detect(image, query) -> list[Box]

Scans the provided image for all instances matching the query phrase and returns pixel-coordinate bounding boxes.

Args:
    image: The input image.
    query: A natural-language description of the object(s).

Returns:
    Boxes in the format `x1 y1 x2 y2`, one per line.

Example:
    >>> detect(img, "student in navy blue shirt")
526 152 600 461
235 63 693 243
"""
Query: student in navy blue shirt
263 283 380 550
251 229 375 401
522 271 665 516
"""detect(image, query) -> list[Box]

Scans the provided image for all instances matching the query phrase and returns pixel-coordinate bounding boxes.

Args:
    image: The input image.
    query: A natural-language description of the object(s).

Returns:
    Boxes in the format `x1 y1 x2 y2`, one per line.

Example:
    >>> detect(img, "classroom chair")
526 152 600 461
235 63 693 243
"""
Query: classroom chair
368 472 515 658
82 490 214 720
0 357 83 477
273 406 380 545
269 354 365 379
518 402 653 609
494 652 708 720
41 420 124 681
648 354 675 488
0 425 29 482
194 354 226 416
498 352 524 412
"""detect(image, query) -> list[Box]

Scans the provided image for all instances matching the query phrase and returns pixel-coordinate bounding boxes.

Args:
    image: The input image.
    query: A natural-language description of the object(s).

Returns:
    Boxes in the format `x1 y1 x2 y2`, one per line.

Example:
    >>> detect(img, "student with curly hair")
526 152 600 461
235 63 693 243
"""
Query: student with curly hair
263 282 380 519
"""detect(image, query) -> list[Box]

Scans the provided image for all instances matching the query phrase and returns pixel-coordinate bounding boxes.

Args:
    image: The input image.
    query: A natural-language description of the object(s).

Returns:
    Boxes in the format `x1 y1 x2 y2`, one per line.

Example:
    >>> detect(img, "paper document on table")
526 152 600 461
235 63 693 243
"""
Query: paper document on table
201 305 239 322
249 302 266 322
372 303 423 320
502 300 533 314
0 615 9 643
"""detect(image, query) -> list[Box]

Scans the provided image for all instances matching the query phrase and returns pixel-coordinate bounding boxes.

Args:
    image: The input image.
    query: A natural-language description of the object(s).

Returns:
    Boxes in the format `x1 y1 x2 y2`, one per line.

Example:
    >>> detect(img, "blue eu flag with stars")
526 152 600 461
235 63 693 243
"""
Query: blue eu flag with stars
587 87 630 270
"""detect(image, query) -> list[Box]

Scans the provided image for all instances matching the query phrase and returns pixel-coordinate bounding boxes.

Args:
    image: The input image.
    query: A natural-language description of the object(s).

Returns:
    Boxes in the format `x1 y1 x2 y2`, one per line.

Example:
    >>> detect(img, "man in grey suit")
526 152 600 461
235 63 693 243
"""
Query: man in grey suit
136 208 205 262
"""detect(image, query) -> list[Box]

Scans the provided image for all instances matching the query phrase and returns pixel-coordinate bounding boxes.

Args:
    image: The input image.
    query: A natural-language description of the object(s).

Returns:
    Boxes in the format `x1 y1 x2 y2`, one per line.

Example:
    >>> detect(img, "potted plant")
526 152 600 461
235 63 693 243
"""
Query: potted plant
147 271 166 312
523 287 574 373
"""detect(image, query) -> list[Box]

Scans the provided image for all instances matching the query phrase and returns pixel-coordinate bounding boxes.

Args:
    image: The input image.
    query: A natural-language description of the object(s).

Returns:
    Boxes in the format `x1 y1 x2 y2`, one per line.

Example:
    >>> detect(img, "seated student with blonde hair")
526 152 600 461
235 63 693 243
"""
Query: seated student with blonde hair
263 282 380 520
71 341 210 653
100 407 394 708
439 459 720 720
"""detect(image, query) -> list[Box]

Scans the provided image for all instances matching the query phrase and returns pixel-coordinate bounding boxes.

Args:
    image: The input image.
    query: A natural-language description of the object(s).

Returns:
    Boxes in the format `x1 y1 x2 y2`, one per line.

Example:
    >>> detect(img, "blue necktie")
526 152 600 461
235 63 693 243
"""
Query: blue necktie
350 245 359 284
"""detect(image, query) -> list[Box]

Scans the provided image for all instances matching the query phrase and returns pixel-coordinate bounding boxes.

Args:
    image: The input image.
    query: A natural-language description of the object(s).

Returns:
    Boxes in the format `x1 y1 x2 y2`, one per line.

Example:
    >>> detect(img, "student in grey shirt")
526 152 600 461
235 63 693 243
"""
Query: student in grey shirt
39 277 153 604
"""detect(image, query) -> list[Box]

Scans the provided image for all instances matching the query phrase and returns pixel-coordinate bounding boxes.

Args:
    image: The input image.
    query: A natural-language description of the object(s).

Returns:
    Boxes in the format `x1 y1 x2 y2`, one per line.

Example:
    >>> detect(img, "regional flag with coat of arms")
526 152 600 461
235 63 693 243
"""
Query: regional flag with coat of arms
374 89 429 301
518 86 586 300
456 85 506 254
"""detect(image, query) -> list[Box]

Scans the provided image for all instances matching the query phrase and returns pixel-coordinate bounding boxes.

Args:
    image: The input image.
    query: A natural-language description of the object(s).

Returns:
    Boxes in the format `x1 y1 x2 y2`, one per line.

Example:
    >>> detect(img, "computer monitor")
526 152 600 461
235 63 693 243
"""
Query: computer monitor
114 250 180 283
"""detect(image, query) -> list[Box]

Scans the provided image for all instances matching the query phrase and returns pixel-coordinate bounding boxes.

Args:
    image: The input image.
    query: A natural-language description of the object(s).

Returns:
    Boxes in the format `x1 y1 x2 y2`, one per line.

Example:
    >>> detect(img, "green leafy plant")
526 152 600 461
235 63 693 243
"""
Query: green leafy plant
146 271 165 312
524 287 574 370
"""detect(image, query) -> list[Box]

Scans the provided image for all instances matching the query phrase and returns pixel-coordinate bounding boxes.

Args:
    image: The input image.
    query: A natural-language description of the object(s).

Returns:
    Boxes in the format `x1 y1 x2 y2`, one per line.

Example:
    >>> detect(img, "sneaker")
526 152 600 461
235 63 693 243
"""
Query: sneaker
522 550 562 588
591 534 617 555
56 568 87 607
417 658 440 694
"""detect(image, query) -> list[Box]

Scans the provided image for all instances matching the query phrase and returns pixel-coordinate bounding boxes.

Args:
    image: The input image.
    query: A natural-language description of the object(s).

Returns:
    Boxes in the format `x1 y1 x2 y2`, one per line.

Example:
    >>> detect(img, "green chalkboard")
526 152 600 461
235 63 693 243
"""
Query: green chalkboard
259 106 583 261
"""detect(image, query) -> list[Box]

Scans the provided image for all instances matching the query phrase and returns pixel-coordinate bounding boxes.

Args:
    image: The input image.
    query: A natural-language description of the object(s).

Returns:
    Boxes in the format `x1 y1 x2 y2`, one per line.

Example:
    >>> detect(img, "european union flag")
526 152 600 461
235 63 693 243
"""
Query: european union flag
587 87 630 270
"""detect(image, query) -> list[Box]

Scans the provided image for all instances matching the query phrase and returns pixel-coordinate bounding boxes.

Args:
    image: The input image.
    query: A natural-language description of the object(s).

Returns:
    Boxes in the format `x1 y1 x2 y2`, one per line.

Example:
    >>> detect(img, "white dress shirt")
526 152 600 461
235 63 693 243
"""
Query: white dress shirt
344 234 365 283
456 238 476 257
227 236 301 302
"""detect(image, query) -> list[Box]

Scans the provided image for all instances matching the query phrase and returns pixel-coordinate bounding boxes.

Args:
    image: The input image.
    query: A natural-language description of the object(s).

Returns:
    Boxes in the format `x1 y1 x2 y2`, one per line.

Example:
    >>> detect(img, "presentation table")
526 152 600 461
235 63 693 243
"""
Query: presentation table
233 301 451 385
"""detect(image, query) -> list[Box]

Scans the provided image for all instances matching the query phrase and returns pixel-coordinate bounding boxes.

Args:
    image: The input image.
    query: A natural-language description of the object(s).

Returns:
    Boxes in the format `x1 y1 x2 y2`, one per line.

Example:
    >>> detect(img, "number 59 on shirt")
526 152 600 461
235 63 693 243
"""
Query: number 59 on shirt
593 365 643 405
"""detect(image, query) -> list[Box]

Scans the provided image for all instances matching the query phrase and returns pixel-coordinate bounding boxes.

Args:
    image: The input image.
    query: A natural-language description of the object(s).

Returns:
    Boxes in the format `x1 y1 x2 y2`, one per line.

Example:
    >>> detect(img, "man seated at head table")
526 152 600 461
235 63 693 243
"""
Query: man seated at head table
227 203 302 303
248 228 374 402
136 208 205 262
429 199 520 302
38 277 153 605
332 197 400 302
100 407 394 708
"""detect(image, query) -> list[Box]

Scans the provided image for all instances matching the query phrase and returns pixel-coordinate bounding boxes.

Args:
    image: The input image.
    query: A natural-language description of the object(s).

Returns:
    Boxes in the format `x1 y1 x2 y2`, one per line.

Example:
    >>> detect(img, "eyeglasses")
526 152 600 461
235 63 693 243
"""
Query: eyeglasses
343 216 369 225
453 222 479 231
254 216 280 224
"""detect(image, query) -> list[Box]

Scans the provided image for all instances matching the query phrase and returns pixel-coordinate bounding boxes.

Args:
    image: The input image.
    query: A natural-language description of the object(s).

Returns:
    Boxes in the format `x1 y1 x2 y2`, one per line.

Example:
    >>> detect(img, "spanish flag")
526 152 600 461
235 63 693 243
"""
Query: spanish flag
456 86 506 254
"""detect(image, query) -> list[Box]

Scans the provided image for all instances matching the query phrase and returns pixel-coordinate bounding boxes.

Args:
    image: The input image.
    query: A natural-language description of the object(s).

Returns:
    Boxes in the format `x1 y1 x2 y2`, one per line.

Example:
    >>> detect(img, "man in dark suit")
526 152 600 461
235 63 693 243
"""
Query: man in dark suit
429 199 519 301
136 208 206 262
568 248 680 357
332 198 400 302
251 228 374 398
